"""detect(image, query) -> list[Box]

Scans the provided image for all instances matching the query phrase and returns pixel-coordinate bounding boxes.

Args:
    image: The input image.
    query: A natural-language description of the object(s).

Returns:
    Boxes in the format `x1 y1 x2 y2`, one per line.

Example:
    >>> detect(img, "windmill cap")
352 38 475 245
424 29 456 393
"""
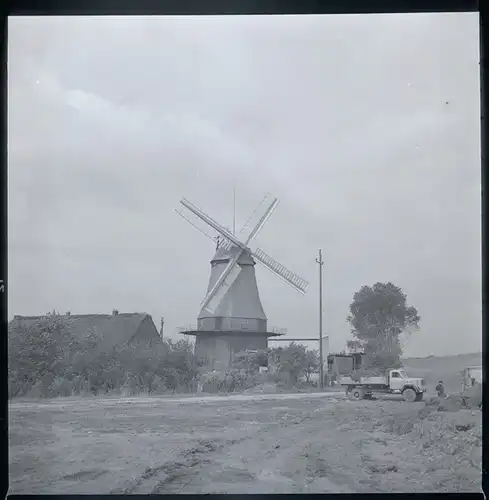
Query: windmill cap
211 246 255 266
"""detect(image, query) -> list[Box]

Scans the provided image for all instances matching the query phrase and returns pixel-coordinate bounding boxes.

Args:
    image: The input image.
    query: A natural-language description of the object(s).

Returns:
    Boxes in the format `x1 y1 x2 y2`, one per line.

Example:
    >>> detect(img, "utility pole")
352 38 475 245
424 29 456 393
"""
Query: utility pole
316 249 324 390
233 187 236 236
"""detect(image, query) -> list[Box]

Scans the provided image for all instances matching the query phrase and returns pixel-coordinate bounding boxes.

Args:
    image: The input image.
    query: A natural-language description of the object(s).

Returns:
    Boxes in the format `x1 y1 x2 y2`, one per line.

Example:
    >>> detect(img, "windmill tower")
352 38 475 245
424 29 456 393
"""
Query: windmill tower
176 193 309 370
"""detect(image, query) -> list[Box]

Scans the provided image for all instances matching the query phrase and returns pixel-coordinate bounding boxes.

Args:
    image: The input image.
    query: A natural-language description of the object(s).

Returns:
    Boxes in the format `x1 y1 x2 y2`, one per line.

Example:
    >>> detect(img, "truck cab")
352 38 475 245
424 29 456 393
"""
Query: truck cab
388 369 424 392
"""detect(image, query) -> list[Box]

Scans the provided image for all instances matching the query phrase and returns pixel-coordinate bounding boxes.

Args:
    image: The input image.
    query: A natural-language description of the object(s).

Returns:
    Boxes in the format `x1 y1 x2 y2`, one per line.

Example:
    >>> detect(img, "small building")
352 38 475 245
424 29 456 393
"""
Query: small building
11 310 161 352
327 352 365 377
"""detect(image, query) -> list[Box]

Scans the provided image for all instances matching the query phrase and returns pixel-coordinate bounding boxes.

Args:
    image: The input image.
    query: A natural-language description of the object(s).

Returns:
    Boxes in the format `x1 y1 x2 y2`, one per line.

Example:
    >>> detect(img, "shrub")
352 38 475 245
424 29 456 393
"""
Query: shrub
50 376 74 397
8 313 200 399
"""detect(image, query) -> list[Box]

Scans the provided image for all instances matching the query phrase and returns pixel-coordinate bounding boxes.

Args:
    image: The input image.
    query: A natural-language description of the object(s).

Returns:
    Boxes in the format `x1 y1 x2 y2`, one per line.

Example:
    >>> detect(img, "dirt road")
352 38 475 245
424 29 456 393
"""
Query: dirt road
9 392 482 494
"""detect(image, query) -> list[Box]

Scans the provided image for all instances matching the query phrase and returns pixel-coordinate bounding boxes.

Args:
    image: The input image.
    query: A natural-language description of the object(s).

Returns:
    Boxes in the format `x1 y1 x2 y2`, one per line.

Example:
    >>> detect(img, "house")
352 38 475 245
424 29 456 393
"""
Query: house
11 309 162 352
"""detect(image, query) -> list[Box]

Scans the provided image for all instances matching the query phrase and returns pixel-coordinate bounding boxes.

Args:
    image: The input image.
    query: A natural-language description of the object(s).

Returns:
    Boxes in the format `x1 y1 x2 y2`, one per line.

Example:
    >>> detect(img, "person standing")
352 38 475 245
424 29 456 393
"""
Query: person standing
435 380 445 398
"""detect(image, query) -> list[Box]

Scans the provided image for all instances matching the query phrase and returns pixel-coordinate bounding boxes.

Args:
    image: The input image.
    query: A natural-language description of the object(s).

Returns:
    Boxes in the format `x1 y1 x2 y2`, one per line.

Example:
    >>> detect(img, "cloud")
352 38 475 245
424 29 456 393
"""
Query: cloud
8 14 480 356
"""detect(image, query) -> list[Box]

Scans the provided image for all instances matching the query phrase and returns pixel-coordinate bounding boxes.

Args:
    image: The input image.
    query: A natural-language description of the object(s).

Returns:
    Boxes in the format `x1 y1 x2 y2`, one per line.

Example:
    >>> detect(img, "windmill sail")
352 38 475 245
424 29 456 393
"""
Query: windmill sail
201 247 243 313
252 247 309 294
205 258 243 313
180 198 248 310
245 197 279 241
178 194 308 318
181 196 279 312
176 191 310 371
175 209 217 243
200 198 278 311
181 198 245 248
239 193 275 239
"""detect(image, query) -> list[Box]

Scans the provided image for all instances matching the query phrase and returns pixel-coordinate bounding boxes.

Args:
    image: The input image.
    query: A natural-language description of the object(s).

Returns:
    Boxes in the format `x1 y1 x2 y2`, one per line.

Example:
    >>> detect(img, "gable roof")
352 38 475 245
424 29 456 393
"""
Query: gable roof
11 312 160 352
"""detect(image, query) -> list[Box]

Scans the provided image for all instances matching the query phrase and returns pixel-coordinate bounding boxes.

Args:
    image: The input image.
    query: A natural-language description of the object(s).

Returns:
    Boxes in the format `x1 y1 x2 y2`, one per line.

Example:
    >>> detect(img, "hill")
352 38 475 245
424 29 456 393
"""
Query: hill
402 352 482 394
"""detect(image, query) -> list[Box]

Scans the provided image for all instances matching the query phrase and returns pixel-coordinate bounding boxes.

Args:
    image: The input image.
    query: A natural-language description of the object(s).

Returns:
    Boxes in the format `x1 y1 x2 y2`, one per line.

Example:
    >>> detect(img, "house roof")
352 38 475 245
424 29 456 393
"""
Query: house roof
11 312 159 352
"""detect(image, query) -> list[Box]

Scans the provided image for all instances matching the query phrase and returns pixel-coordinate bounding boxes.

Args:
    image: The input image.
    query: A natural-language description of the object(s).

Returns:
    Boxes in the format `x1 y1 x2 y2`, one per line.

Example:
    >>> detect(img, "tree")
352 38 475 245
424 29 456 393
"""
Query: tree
302 349 320 383
8 313 201 398
158 339 198 392
346 340 364 353
8 311 84 397
270 343 309 385
232 349 269 373
129 346 161 393
347 282 420 370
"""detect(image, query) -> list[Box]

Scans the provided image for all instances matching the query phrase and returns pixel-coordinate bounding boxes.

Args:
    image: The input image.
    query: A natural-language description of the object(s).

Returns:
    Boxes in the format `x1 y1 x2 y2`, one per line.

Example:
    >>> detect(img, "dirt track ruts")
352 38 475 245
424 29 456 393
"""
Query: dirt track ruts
9 392 482 494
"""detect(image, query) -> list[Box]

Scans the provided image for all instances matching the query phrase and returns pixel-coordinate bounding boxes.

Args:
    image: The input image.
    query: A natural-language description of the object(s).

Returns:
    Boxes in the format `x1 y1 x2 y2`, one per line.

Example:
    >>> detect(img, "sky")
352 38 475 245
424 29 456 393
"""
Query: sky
8 13 481 357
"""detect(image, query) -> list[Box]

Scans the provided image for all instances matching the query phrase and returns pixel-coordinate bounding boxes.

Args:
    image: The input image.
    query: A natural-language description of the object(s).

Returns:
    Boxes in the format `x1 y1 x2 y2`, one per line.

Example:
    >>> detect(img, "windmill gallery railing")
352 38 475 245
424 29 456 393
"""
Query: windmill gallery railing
177 324 288 335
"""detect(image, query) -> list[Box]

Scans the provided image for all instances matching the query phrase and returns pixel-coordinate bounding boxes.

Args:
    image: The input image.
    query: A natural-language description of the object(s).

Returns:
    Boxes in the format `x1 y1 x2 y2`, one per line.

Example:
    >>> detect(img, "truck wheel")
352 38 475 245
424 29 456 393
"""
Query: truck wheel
403 388 417 402
352 389 363 400
415 393 423 402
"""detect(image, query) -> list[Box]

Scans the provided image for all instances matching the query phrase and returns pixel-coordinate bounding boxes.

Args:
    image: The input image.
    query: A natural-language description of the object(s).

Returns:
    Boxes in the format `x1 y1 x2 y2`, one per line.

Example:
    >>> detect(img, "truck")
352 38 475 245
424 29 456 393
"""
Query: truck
339 368 426 402
462 366 482 392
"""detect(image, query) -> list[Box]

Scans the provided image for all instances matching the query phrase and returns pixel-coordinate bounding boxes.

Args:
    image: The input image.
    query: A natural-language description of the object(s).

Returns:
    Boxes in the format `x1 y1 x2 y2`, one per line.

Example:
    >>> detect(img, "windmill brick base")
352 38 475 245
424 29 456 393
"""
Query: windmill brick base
179 327 284 371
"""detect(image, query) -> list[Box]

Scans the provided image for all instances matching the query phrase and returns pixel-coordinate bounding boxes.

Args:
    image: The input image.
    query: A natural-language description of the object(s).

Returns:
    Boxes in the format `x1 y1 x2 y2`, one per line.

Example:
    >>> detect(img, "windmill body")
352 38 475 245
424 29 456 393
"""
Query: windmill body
177 194 308 370
198 245 267 332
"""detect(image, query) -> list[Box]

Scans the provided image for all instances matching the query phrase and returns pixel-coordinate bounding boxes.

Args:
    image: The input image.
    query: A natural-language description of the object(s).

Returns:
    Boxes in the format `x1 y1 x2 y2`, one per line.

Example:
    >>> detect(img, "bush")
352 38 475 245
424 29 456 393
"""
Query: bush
196 369 265 394
50 376 74 397
8 313 200 399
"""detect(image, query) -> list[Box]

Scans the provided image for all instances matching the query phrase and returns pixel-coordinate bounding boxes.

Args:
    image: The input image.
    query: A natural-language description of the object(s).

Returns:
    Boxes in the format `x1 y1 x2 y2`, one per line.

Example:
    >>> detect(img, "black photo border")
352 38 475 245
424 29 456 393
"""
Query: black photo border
2 1 485 499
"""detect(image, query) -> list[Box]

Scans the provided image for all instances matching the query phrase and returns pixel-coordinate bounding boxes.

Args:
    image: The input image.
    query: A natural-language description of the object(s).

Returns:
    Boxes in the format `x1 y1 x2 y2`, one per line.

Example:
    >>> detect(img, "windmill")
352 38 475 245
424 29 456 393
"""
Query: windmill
176 193 309 369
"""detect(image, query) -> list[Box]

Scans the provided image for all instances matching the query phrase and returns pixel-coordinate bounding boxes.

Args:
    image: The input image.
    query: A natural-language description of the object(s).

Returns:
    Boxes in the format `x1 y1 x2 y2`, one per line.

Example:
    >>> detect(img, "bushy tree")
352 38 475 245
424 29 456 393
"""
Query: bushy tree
8 311 85 397
8 313 200 398
346 340 363 353
232 349 269 373
303 349 320 383
347 282 420 370
160 339 198 391
270 343 319 385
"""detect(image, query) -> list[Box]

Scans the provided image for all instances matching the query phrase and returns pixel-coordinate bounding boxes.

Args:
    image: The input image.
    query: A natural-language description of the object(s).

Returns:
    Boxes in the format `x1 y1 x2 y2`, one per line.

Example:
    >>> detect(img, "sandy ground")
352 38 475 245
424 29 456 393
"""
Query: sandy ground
9 391 482 494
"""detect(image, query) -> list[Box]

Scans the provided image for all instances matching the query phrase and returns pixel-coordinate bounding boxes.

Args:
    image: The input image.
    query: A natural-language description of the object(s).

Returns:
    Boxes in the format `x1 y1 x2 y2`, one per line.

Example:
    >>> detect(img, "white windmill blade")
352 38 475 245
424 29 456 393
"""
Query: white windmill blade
239 192 275 239
180 197 247 314
180 198 247 250
177 201 241 314
252 247 309 294
174 209 218 244
181 196 279 251
191 196 279 313
245 196 279 241
201 250 243 314
179 197 245 313
206 264 243 314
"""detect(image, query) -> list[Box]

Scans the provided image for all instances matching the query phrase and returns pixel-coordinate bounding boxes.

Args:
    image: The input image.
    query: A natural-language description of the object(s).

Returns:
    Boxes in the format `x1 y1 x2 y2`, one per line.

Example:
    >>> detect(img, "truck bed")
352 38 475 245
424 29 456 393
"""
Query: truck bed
339 375 388 386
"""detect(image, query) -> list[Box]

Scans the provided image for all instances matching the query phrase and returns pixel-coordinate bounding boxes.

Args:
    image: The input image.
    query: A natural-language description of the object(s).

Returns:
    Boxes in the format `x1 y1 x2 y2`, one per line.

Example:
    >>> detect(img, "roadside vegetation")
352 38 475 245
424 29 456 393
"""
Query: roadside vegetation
8 312 198 398
8 312 320 399
8 281 422 399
